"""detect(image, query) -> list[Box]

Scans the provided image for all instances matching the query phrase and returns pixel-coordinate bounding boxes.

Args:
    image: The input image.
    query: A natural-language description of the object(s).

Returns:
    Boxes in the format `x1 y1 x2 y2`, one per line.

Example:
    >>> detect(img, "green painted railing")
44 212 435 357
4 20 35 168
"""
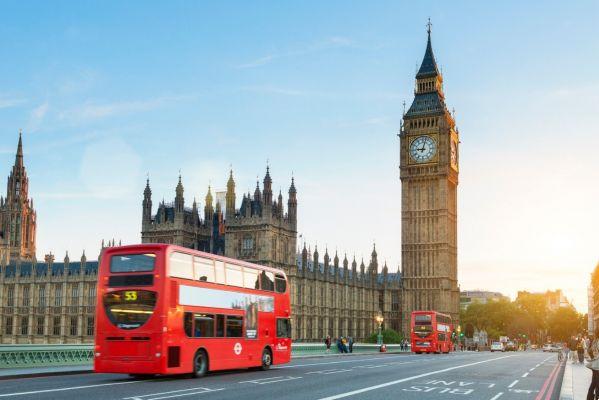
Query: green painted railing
0 343 408 369
0 344 94 368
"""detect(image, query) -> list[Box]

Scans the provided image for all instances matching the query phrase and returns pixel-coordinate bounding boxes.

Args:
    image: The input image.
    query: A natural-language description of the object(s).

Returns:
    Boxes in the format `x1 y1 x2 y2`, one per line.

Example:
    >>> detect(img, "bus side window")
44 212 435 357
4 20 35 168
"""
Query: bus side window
225 263 243 287
275 274 287 293
216 314 225 337
184 312 193 337
214 261 225 284
276 318 292 338
260 271 275 291
226 316 243 337
170 252 194 280
243 268 259 290
194 314 215 338
194 257 214 283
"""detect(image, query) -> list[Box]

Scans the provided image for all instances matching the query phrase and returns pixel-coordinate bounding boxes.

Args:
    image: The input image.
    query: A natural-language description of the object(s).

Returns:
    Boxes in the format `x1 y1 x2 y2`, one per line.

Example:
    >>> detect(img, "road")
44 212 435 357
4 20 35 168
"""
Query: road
0 351 563 400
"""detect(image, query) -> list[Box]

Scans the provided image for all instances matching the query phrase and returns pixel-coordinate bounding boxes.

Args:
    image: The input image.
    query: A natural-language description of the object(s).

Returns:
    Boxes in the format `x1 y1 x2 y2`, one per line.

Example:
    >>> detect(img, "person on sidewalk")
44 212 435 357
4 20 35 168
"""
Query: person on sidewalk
586 332 599 400
325 335 331 353
348 336 354 353
579 338 586 364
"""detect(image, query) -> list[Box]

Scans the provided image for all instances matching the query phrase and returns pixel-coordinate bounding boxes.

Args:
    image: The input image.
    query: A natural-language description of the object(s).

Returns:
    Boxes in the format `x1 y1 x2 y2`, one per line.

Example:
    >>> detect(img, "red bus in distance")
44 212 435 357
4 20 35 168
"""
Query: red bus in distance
411 310 454 354
94 244 292 377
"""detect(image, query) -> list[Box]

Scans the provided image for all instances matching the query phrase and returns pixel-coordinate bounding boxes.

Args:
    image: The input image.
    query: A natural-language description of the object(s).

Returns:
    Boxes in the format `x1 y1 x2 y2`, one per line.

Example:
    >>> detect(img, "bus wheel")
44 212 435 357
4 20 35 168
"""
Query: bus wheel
192 349 208 378
260 348 272 371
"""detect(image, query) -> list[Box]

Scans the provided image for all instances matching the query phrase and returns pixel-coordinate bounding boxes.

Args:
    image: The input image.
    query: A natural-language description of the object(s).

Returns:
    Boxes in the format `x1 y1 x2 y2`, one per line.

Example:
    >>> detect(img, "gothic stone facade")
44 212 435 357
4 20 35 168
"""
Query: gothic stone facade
0 132 36 265
141 168 402 341
0 134 102 344
399 28 460 333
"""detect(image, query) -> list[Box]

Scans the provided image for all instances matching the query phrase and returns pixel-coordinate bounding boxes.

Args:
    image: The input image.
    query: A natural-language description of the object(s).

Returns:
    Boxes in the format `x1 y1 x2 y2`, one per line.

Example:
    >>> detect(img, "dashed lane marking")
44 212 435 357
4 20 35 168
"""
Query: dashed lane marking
238 376 302 385
316 355 515 400
274 355 411 369
522 372 529 378
489 393 503 400
123 387 224 400
508 380 519 388
0 380 144 398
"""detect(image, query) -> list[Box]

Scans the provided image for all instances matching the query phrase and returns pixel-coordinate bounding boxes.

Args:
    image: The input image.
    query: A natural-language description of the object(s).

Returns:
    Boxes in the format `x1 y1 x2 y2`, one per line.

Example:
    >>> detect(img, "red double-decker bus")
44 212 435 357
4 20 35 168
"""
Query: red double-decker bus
411 310 454 354
94 244 292 377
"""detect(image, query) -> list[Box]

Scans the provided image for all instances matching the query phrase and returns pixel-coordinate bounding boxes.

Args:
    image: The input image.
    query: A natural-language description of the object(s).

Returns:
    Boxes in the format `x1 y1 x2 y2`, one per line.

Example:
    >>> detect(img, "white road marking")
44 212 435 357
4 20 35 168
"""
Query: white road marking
123 387 224 400
508 379 519 388
316 355 514 400
275 355 411 369
306 369 353 375
529 367 535 371
522 372 529 377
239 376 302 384
0 380 143 398
489 393 503 400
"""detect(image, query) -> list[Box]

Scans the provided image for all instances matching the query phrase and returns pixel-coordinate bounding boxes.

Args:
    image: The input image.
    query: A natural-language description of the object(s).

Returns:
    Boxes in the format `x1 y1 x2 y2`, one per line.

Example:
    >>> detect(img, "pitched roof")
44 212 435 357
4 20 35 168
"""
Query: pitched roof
416 33 440 79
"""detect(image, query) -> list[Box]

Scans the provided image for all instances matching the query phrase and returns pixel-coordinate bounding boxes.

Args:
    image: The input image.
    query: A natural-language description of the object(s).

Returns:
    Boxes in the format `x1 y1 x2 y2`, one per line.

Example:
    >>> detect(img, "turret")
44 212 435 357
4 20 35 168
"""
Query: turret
351 256 357 282
226 169 236 218
333 251 339 282
287 177 297 226
142 178 152 228
301 243 308 277
191 198 199 224
323 247 330 277
343 254 349 283
204 186 214 222
369 243 378 275
81 250 87 264
175 175 184 213
263 166 273 206
360 259 365 279
313 246 319 278
277 190 283 218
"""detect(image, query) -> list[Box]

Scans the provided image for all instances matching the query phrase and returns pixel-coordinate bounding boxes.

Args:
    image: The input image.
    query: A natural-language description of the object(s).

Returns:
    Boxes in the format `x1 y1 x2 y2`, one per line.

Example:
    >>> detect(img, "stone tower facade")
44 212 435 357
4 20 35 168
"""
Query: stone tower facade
400 27 460 333
0 132 36 264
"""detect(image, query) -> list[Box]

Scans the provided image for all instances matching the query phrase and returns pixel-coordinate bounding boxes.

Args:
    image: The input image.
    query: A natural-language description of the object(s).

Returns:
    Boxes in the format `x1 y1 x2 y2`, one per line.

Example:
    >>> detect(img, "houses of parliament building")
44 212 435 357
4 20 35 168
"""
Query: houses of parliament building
0 26 460 343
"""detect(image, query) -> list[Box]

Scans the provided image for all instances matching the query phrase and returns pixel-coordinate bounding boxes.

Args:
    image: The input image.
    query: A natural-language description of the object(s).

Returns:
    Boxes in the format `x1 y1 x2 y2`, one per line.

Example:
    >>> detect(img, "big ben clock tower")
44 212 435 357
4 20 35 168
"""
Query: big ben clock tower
400 22 460 334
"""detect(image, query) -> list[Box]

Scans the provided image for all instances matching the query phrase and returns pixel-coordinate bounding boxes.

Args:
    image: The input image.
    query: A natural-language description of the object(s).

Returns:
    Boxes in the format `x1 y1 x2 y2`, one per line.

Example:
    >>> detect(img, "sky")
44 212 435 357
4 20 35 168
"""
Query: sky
0 1 597 312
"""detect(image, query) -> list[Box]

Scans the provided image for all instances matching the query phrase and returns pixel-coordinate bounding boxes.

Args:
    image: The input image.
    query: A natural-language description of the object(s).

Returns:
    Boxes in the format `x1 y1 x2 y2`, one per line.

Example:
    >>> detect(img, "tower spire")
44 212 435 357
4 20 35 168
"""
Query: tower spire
15 129 23 168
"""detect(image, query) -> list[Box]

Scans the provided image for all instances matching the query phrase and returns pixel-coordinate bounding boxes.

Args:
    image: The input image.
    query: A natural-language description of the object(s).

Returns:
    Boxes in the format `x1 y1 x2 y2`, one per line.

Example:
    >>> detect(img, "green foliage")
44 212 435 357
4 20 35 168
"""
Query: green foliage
460 294 583 343
547 306 582 341
365 329 403 344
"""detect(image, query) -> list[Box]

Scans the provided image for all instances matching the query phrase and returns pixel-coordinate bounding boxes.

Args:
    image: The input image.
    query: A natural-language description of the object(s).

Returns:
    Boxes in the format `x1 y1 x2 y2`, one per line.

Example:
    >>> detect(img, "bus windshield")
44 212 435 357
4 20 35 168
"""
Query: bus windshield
103 290 157 330
110 253 156 273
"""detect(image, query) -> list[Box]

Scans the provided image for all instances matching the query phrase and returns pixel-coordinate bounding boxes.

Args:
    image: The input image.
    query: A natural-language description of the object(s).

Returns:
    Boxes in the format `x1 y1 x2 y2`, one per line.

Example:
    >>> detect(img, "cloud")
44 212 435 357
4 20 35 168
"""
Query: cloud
236 36 354 69
58 94 197 123
0 96 26 109
27 102 49 131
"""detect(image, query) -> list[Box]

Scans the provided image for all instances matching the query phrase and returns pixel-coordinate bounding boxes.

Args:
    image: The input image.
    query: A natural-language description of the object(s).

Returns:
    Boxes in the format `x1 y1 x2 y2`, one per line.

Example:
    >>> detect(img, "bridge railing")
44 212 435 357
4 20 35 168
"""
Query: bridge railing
0 344 94 369
0 343 409 369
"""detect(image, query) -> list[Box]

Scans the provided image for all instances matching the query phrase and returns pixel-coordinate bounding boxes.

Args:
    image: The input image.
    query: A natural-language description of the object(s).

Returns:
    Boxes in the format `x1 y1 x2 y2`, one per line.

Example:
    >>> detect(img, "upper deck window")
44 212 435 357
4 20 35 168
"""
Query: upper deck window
110 254 156 273
169 252 194 279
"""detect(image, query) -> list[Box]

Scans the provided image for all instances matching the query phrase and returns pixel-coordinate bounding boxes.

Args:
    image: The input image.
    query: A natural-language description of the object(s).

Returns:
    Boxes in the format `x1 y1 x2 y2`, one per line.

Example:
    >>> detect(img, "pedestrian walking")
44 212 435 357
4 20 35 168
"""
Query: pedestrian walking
348 336 354 353
586 332 599 400
325 335 331 353
341 336 349 353
578 338 586 364
336 337 343 353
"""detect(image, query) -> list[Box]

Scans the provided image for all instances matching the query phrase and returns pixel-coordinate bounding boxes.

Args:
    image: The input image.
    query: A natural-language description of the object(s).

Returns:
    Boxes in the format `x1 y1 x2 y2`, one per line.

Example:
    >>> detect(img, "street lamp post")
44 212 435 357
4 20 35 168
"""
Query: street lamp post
375 314 384 346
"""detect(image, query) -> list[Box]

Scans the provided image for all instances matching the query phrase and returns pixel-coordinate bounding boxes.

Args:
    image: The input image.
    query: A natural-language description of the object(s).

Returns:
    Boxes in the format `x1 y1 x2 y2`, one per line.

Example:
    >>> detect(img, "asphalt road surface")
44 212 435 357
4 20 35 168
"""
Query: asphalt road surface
0 351 563 400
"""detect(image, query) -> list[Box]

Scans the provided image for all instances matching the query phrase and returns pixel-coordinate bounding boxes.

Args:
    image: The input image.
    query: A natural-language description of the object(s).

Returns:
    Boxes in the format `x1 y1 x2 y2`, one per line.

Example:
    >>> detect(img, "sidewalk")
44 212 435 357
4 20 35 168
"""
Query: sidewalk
0 365 92 380
560 359 591 400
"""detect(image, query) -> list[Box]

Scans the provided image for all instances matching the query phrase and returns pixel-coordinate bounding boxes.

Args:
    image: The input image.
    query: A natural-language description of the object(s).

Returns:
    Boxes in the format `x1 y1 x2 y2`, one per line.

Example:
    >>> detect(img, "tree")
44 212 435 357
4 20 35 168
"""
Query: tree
365 329 403 344
547 306 583 341
515 292 548 342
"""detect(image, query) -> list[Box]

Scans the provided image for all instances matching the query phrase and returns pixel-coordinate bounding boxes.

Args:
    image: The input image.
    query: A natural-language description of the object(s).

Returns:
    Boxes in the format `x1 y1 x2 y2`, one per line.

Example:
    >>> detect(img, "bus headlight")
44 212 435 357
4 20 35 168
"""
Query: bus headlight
155 353 161 358
95 352 101 357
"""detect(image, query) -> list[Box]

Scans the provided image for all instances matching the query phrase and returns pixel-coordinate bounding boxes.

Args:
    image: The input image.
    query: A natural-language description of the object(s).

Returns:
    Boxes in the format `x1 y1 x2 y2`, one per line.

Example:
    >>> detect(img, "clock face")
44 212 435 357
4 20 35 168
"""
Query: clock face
450 139 458 168
410 135 437 163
